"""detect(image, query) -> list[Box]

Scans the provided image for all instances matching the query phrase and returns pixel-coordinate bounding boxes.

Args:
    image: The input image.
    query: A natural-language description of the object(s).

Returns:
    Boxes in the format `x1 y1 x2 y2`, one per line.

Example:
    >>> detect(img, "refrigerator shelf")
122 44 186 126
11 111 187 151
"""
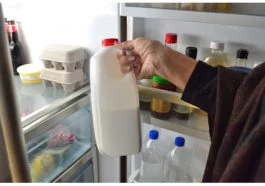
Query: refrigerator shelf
120 3 265 29
14 76 89 127
140 110 210 141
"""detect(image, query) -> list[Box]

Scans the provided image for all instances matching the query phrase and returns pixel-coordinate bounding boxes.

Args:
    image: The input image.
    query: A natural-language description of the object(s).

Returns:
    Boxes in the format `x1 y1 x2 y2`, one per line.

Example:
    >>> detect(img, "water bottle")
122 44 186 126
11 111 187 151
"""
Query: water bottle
164 137 192 182
139 130 164 182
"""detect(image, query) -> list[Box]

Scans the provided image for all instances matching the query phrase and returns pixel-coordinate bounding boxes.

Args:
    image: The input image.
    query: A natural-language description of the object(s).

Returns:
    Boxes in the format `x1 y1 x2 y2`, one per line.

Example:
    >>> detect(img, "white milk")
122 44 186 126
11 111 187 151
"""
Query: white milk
90 40 141 156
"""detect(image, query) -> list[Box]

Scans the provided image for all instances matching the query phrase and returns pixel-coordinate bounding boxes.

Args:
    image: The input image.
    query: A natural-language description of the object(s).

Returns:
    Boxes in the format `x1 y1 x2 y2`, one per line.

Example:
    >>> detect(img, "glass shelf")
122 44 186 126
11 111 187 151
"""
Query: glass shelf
13 76 89 127
125 3 265 17
26 107 93 183
121 3 265 29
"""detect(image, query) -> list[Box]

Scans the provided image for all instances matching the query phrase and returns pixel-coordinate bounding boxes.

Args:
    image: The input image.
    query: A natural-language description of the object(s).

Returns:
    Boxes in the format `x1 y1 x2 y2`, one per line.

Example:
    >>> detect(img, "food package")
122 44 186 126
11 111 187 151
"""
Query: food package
47 125 75 148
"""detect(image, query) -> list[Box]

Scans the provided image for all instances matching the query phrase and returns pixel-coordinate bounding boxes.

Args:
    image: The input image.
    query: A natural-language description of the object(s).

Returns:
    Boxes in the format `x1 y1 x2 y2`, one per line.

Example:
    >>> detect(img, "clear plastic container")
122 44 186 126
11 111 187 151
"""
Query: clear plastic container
40 44 86 72
90 38 141 156
164 137 192 182
204 40 228 67
139 130 164 182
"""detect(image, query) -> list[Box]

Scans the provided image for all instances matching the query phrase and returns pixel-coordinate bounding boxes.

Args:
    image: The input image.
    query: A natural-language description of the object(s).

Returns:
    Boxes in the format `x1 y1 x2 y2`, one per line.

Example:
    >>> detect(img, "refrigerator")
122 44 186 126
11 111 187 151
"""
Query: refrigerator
1 1 265 183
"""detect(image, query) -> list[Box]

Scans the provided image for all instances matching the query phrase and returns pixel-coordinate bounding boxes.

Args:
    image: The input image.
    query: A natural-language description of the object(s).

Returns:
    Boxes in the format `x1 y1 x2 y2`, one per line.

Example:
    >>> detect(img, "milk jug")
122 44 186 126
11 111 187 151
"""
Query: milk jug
90 38 141 156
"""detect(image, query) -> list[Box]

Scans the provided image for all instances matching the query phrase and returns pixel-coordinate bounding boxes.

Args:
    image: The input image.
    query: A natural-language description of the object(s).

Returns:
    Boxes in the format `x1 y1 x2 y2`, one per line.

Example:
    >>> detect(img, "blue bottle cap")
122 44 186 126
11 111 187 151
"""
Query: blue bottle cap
149 130 159 140
175 137 185 147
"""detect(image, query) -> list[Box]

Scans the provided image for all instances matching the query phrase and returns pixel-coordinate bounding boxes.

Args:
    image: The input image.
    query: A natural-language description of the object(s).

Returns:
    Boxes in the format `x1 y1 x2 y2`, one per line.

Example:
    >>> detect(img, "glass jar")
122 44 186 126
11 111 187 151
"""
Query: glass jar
150 75 176 120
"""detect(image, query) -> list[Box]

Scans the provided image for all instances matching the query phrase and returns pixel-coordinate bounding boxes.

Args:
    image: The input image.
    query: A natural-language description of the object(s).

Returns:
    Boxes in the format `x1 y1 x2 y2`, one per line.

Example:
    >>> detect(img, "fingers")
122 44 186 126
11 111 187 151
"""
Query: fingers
117 51 136 74
115 40 134 51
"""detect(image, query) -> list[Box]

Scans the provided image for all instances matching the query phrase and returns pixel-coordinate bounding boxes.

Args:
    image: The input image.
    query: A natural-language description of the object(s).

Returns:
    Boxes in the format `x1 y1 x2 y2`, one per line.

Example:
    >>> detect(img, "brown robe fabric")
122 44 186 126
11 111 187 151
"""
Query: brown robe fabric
203 62 265 182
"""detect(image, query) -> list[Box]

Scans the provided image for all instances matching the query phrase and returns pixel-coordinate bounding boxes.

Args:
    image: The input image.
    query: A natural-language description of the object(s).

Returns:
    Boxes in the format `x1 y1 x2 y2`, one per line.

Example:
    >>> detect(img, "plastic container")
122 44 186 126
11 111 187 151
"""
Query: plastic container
164 137 192 182
90 38 141 156
40 68 85 93
204 40 228 67
138 79 152 110
139 130 164 182
150 75 175 120
40 44 86 72
17 64 43 83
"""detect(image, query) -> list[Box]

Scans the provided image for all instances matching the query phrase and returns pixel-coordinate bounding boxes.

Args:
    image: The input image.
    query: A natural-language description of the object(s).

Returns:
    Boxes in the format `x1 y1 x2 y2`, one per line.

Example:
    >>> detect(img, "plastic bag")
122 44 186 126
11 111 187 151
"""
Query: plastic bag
47 125 75 148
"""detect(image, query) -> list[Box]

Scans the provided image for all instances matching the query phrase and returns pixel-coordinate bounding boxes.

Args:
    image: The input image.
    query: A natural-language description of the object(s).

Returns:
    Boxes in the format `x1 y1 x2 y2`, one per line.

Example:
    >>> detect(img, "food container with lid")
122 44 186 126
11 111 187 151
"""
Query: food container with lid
17 64 43 84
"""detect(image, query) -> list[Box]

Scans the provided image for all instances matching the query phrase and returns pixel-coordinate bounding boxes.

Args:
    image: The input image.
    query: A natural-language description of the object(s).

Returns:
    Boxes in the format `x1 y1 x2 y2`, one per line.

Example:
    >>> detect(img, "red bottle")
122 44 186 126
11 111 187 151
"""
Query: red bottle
8 20 23 75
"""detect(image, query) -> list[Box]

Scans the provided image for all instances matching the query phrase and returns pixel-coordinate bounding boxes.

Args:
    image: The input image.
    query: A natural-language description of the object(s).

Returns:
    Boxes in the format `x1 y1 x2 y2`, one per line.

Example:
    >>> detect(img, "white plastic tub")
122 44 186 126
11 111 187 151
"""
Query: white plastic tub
17 64 43 84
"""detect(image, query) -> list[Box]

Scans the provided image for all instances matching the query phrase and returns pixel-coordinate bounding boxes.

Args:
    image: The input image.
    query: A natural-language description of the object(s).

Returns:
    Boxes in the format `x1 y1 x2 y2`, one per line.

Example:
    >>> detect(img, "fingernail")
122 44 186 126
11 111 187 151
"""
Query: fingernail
128 56 135 61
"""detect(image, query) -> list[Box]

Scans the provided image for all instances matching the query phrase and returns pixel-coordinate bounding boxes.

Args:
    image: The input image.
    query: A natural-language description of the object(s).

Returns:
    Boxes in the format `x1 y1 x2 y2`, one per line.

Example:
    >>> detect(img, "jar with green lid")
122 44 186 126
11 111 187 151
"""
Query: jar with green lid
150 75 176 120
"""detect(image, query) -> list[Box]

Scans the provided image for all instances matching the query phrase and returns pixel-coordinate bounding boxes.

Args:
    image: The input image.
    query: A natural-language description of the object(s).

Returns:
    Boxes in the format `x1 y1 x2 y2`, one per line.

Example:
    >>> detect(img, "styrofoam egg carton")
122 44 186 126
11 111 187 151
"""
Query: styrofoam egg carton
40 44 86 72
40 68 85 93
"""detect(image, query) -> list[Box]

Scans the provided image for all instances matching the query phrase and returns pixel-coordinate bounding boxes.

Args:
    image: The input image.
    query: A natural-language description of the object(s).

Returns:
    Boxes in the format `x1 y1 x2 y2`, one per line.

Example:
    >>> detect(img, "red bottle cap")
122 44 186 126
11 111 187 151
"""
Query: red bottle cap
165 33 177 44
102 38 119 47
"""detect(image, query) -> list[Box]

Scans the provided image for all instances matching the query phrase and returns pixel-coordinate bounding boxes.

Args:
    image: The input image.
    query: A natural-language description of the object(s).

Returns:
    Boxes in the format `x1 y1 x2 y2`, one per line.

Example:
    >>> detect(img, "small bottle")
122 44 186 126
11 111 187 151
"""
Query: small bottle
204 40 228 67
8 20 23 75
173 47 197 120
230 49 251 73
164 137 192 182
150 75 176 120
165 33 177 50
234 49 249 67
138 78 152 111
139 130 164 182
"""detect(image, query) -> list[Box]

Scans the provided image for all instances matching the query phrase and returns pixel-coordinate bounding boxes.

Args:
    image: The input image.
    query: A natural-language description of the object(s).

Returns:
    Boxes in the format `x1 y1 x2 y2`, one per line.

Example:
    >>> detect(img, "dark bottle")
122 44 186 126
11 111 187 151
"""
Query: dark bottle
173 47 197 120
8 20 23 75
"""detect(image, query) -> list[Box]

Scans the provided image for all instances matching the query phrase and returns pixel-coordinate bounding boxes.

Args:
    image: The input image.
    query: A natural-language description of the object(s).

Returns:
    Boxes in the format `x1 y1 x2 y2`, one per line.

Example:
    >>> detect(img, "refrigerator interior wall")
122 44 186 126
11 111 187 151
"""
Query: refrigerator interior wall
1 0 121 182
129 17 265 68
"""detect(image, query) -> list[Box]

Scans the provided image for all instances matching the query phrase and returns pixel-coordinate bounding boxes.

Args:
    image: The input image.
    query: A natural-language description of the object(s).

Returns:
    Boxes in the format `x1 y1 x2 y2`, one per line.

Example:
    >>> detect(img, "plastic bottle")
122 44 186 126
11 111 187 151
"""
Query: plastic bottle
164 137 192 182
204 40 228 67
230 49 251 73
165 33 177 50
139 130 164 182
90 38 141 156
138 78 152 111
234 49 249 67
173 47 197 120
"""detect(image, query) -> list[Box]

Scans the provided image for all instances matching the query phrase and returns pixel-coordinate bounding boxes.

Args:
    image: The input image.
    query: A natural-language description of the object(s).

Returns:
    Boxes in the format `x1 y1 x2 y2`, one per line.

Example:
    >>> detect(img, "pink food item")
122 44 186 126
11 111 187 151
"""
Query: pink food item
47 125 75 148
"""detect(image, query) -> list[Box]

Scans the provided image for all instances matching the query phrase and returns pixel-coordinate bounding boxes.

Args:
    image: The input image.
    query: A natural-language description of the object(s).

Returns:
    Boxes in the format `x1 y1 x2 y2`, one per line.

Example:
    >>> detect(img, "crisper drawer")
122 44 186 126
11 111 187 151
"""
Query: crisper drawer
25 94 93 182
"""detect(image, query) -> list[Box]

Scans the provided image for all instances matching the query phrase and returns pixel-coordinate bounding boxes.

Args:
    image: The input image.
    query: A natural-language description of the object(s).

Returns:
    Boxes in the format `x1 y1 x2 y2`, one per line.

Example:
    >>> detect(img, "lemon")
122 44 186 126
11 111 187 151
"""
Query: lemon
31 153 55 182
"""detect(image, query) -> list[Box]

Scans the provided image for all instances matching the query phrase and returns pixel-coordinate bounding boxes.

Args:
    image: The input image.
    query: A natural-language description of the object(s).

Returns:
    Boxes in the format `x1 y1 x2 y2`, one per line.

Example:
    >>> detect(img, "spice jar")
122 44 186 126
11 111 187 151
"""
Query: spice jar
150 75 176 120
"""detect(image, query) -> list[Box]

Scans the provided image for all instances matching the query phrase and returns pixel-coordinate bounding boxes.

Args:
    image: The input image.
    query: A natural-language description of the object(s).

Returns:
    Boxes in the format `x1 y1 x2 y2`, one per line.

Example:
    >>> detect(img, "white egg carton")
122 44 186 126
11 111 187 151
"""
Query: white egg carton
40 44 86 72
40 68 85 93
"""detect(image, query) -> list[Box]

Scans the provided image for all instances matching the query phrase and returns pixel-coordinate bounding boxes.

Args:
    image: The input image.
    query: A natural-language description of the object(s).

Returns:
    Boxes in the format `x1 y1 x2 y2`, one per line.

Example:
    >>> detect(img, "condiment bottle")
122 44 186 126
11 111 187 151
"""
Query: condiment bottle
138 78 152 111
204 40 228 67
234 49 249 67
165 33 177 50
8 20 23 75
173 47 197 120
150 75 176 120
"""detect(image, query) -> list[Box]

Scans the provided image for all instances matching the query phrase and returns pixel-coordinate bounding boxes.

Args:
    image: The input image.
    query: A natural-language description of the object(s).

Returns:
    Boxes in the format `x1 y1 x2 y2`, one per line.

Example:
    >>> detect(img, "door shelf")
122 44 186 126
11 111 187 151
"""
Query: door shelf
120 3 265 29
140 110 210 141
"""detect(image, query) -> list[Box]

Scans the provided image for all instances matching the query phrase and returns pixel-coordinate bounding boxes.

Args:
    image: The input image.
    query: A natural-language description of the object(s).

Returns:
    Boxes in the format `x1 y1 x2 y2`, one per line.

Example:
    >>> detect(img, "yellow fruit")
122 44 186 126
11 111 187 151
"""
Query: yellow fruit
31 153 55 182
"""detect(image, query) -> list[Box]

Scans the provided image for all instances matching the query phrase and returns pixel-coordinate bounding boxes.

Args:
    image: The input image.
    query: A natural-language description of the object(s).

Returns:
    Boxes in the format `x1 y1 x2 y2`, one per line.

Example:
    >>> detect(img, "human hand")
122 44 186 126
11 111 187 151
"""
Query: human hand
116 38 170 80
116 37 197 90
